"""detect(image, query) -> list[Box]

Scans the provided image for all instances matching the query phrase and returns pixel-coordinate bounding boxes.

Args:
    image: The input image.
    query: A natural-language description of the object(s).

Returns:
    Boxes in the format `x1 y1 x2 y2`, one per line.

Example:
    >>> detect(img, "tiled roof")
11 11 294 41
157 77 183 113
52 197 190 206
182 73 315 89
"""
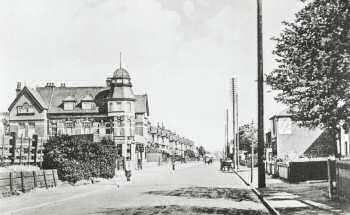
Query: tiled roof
112 87 135 100
269 108 292 119
35 86 148 115
27 87 48 109
36 86 108 114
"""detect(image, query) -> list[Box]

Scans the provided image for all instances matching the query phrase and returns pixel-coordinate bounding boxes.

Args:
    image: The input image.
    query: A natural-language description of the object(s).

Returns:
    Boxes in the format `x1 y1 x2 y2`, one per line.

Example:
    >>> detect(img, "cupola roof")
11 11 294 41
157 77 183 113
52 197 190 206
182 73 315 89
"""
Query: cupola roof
113 67 130 79
112 52 130 79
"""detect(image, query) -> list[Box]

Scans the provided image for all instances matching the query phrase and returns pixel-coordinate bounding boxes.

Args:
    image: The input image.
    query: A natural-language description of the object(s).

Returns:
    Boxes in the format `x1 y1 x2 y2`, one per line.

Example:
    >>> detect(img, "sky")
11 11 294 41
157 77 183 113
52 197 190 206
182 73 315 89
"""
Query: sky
0 0 305 152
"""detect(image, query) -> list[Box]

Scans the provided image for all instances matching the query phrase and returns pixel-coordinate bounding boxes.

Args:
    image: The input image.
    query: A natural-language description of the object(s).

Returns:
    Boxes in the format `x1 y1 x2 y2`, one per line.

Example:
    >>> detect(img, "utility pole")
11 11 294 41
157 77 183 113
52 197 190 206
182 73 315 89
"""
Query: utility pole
235 92 239 170
232 78 236 169
226 109 229 159
257 0 266 188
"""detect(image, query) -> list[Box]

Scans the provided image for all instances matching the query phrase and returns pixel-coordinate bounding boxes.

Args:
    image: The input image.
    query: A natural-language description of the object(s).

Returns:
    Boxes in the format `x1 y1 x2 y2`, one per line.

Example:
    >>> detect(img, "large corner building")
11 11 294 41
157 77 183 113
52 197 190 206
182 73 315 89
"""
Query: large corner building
8 64 150 162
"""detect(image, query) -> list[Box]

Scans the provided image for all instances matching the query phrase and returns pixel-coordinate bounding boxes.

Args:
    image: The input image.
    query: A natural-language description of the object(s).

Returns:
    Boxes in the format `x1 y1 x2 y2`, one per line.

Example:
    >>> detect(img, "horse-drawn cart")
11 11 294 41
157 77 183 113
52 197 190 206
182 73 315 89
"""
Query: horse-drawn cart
220 159 233 172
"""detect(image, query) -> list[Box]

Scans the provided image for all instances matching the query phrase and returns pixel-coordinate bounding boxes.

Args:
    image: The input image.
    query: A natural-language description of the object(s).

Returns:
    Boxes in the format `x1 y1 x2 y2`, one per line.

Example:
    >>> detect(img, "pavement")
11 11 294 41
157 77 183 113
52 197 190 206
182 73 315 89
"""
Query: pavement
235 165 349 215
0 161 269 215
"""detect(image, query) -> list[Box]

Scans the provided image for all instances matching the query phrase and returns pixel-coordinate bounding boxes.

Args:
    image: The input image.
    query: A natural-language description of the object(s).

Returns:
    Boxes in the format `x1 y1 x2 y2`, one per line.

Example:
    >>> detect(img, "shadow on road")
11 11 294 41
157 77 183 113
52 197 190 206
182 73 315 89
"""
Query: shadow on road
144 186 258 202
95 205 268 215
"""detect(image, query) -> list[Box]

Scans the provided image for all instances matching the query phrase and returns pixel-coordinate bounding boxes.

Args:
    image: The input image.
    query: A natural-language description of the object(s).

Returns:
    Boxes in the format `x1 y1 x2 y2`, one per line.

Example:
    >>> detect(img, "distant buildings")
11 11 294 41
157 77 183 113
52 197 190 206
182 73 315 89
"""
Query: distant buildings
7 61 195 164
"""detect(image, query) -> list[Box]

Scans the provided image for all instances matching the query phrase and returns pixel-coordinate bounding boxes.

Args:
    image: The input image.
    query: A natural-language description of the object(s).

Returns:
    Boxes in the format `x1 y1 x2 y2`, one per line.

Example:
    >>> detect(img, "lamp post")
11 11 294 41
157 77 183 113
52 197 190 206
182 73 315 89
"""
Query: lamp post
257 0 266 188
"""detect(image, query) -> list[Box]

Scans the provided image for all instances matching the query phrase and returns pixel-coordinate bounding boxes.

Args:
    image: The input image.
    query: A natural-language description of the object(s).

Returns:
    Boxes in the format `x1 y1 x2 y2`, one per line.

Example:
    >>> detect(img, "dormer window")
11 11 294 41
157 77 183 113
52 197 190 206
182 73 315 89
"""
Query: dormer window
64 102 74 111
82 102 92 110
63 96 76 111
81 95 94 110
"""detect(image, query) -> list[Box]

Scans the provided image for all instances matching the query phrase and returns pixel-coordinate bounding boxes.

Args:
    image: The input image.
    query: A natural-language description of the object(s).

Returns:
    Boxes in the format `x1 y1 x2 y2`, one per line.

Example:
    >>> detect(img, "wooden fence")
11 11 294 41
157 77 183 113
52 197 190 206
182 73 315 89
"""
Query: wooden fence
0 169 58 197
336 160 350 200
276 160 328 182
0 133 45 165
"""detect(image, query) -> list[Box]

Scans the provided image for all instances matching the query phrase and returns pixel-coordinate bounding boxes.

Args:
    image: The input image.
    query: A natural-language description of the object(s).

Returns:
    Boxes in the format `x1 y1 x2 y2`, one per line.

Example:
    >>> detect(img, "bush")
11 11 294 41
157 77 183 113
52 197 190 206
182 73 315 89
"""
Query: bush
43 135 117 183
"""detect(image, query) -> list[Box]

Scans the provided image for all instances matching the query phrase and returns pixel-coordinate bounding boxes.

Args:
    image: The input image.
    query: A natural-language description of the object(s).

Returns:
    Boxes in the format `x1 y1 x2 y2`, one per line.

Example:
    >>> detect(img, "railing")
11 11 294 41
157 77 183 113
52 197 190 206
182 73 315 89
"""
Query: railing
0 169 58 197
0 134 45 165
336 160 350 200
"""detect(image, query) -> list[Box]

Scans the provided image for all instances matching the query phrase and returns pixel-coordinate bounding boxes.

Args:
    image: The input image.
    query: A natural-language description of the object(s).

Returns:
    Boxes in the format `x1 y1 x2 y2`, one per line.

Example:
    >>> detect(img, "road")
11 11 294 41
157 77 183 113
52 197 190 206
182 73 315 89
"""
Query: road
0 162 269 215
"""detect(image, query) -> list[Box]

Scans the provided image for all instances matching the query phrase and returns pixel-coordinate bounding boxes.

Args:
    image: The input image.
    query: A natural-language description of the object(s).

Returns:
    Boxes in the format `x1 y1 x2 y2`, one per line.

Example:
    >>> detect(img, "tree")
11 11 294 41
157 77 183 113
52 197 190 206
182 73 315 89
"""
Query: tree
197 146 206 157
266 0 350 155
238 122 257 154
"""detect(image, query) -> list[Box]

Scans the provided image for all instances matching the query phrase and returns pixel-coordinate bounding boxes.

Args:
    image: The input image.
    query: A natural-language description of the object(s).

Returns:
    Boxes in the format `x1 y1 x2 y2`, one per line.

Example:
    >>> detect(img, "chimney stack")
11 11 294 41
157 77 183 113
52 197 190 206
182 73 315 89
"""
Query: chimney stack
45 82 56 88
16 82 22 96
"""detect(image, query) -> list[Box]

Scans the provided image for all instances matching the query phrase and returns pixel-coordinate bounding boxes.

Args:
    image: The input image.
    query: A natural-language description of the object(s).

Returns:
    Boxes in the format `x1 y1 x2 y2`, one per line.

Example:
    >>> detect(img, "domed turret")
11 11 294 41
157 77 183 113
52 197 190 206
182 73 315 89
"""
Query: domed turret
113 67 130 79
107 53 132 88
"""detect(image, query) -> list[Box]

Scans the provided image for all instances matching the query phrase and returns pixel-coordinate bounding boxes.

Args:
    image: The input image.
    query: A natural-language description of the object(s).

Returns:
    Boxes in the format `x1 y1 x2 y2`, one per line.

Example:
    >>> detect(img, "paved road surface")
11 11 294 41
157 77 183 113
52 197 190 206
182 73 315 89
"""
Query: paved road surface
0 162 269 215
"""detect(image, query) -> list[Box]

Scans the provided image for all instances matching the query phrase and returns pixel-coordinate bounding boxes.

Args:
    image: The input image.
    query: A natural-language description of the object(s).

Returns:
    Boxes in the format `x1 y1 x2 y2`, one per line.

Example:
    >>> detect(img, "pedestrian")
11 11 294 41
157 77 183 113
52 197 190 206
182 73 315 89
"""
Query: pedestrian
124 158 132 182
137 158 142 170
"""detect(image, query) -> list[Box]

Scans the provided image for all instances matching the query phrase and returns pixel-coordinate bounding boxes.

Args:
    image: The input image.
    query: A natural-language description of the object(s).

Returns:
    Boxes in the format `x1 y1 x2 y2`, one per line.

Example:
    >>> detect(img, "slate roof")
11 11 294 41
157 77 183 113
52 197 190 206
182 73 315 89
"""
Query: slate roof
35 86 106 114
269 109 292 120
32 86 149 115
112 87 135 100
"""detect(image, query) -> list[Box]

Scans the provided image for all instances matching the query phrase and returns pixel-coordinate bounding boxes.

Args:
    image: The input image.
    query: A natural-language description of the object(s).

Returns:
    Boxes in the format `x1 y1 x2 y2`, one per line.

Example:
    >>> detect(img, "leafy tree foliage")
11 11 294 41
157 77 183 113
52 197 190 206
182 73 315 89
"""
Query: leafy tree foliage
238 122 257 154
197 146 206 157
43 135 117 183
266 0 350 136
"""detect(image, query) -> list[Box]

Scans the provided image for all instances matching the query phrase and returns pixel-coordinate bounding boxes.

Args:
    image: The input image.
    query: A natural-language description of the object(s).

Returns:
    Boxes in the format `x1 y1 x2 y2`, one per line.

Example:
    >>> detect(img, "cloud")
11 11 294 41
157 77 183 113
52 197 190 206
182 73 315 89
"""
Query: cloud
183 1 195 17
0 0 303 151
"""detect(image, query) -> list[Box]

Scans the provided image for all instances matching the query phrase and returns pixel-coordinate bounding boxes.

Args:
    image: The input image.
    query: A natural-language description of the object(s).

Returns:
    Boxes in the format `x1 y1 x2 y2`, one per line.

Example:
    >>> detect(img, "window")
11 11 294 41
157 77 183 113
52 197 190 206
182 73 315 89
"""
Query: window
18 122 25 137
17 102 34 115
65 121 74 128
28 122 35 137
127 102 132 112
109 102 114 112
116 102 122 111
64 102 74 111
51 122 58 136
105 122 111 134
136 127 143 136
82 121 91 128
120 128 125 136
82 102 93 110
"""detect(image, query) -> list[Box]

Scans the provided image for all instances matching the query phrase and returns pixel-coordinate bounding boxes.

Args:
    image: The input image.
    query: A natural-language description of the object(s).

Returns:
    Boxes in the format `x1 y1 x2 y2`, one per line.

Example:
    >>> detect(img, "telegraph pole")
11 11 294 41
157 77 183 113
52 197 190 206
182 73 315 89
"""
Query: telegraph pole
235 92 239 170
257 0 266 188
226 109 229 159
232 78 236 169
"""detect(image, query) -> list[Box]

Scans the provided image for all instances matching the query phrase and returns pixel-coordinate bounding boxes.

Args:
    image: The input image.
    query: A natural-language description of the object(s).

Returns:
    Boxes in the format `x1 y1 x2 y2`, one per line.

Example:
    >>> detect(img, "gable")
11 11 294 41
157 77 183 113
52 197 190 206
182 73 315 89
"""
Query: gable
8 92 46 121
8 87 47 112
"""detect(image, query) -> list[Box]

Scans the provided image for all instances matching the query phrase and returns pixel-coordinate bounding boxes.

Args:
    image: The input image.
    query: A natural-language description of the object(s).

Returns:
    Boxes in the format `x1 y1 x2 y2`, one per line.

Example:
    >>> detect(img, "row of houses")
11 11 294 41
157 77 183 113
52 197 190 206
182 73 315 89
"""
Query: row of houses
1 63 195 165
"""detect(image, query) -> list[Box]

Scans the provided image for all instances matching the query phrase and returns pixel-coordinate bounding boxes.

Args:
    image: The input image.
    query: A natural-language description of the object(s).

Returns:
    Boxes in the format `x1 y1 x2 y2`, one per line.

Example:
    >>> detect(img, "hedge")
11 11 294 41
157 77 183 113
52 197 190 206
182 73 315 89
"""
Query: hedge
42 135 118 183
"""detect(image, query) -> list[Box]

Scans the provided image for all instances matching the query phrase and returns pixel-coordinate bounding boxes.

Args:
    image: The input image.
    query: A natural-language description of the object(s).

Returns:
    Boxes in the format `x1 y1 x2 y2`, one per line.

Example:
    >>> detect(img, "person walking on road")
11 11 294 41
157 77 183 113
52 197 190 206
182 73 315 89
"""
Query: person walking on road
124 158 132 182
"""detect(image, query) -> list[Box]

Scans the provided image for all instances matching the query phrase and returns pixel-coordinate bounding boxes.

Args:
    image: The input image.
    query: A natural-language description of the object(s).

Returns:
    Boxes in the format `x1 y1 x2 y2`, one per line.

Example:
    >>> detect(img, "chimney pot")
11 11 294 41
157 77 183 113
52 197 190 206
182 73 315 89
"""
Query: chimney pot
16 82 21 95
